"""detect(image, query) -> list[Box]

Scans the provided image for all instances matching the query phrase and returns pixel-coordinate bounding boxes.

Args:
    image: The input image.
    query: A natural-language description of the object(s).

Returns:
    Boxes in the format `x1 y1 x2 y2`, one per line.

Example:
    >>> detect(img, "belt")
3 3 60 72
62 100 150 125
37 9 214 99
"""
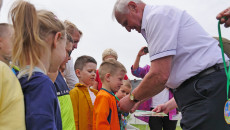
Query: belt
173 63 226 92
195 63 226 79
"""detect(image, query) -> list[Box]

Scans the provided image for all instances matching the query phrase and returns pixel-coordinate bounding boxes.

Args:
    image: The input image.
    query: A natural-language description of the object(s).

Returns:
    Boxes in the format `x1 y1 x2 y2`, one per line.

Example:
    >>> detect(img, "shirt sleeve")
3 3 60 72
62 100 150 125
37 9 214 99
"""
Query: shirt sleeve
69 89 79 130
131 65 150 78
94 95 110 130
146 9 179 61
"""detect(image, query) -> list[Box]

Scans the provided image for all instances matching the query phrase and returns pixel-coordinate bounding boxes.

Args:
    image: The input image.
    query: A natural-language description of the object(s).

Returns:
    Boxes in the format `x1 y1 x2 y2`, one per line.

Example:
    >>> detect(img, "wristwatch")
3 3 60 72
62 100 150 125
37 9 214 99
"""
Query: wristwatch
129 93 139 103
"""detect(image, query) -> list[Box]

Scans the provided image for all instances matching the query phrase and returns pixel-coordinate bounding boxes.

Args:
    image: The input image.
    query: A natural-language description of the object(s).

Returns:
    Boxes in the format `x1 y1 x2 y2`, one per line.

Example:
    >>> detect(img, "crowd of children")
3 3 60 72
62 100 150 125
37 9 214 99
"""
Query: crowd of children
0 1 134 130
3 0 230 130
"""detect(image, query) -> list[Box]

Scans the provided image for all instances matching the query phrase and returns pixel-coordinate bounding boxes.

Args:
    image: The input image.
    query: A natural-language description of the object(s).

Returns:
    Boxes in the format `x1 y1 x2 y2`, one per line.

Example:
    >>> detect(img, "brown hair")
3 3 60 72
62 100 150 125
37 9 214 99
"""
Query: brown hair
99 58 127 82
10 0 66 78
74 55 97 71
64 20 82 37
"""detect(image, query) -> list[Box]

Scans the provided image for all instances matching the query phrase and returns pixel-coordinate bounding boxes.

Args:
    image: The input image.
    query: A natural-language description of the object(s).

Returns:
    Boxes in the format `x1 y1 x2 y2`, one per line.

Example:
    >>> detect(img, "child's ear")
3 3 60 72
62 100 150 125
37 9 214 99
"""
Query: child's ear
0 37 3 50
105 73 110 82
53 32 62 48
75 69 81 78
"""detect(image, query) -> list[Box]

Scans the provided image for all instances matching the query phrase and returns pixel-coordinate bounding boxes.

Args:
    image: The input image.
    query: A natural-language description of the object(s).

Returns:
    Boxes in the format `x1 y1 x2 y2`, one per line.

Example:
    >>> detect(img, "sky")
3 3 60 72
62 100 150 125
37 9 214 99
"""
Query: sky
0 0 230 80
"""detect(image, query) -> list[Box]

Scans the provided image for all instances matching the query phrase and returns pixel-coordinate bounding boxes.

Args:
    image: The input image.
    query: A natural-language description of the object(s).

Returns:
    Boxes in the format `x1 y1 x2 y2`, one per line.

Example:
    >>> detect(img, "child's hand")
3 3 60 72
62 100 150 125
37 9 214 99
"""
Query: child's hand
152 103 169 114
137 46 148 57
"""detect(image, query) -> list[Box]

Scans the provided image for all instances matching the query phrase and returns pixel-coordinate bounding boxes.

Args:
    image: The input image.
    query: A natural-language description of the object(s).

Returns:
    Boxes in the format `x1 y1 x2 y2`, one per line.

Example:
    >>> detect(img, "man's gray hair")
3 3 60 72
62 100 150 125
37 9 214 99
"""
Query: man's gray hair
112 0 142 19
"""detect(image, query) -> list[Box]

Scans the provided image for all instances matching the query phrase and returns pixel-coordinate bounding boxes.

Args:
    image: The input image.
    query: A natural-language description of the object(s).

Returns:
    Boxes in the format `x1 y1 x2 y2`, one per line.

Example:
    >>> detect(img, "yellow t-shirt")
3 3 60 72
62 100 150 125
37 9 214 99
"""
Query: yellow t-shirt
0 61 25 130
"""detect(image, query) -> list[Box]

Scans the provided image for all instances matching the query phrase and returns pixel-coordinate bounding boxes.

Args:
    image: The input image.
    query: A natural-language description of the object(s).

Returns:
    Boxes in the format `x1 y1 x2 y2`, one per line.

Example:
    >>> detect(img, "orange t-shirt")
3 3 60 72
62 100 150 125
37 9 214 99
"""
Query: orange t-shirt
93 89 120 130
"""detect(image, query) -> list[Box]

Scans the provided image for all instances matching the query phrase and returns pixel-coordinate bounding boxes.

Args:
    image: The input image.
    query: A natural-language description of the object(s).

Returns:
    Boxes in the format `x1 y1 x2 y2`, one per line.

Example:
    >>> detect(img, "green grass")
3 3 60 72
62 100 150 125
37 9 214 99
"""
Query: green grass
131 124 182 130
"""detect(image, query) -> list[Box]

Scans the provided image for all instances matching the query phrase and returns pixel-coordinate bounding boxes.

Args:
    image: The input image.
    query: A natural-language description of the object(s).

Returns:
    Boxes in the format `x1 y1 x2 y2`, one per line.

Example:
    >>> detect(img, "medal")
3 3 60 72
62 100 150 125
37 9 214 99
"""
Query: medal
218 17 230 124
224 100 230 124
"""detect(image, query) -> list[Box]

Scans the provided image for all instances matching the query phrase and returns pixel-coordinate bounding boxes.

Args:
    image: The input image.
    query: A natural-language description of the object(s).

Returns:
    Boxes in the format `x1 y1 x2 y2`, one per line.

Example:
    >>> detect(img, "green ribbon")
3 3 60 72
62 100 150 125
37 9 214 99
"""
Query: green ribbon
218 17 230 100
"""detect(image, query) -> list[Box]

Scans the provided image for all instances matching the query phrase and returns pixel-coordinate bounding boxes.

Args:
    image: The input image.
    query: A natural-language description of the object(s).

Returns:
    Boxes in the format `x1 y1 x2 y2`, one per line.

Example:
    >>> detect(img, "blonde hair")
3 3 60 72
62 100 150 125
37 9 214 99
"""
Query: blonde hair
64 20 82 37
99 58 126 82
10 0 66 78
102 48 118 61
122 79 132 89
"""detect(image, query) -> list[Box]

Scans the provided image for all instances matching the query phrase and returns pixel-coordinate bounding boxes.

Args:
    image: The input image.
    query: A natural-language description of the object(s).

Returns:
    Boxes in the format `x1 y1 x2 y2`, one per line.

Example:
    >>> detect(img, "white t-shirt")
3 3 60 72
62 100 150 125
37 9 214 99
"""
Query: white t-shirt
151 88 169 108
141 5 229 88
88 87 96 105
63 58 79 90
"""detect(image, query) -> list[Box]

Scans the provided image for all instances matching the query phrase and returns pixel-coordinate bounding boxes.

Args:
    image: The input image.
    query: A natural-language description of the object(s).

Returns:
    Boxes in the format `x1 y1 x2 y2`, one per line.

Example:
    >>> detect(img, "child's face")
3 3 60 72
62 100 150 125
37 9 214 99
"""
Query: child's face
50 33 66 73
0 28 13 64
77 62 97 87
109 70 126 93
59 42 72 72
116 85 131 100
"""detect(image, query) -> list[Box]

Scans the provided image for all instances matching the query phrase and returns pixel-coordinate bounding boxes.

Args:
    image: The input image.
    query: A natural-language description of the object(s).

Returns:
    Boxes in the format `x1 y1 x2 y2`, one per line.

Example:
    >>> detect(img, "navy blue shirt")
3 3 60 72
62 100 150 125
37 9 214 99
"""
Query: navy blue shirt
54 72 70 96
19 72 62 130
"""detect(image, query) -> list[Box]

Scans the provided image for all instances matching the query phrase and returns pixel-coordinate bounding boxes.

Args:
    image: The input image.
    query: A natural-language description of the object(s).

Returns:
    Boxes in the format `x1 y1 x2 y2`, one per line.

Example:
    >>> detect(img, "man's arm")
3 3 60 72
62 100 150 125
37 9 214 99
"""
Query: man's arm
119 56 172 112
132 56 172 100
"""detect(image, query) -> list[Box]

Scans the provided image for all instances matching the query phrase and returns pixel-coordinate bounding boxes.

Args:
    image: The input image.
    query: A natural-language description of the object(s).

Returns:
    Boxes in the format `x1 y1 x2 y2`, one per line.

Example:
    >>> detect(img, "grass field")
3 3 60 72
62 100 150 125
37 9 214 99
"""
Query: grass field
131 124 182 130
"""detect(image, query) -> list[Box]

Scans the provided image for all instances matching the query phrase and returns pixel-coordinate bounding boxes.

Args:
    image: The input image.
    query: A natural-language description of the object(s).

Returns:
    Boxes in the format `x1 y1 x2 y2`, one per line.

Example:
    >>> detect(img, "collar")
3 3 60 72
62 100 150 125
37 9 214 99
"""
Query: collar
101 88 120 101
141 5 151 30
17 66 45 79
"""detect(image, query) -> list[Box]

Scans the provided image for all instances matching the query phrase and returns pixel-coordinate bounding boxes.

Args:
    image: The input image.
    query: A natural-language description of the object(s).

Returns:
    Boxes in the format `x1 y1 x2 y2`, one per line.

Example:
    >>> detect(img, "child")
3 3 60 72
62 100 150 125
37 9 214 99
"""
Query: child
93 58 127 130
0 23 13 66
93 48 128 90
52 33 75 130
10 1 66 129
116 80 132 100
116 80 132 130
69 55 98 130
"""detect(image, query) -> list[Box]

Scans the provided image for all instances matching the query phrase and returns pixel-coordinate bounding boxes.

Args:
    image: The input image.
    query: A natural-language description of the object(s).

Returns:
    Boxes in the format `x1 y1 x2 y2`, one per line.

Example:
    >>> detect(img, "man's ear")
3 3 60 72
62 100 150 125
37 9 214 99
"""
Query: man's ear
128 1 137 12
53 32 62 48
105 73 111 82
75 69 81 78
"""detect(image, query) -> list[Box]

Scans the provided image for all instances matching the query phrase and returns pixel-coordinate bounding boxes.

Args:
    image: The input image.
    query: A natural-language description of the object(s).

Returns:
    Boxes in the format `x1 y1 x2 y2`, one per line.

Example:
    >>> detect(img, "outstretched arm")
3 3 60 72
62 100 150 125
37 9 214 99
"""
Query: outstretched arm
132 46 148 70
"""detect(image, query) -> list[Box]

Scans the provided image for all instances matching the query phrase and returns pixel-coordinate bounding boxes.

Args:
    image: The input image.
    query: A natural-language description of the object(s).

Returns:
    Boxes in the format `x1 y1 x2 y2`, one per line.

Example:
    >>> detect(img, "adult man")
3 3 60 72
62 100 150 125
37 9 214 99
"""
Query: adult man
63 20 82 90
113 0 230 129
217 7 230 28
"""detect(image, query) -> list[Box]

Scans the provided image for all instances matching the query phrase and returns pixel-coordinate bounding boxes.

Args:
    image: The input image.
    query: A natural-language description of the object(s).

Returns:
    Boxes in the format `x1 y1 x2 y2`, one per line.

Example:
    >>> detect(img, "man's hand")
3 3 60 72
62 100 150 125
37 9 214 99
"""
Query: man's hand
130 101 141 113
217 7 230 28
118 95 136 113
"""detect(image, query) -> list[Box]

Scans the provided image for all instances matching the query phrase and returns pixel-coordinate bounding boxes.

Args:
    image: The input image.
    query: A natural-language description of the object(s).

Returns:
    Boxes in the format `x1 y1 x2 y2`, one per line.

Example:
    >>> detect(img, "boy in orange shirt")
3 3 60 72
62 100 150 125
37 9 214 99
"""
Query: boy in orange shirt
70 55 98 130
93 58 127 130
